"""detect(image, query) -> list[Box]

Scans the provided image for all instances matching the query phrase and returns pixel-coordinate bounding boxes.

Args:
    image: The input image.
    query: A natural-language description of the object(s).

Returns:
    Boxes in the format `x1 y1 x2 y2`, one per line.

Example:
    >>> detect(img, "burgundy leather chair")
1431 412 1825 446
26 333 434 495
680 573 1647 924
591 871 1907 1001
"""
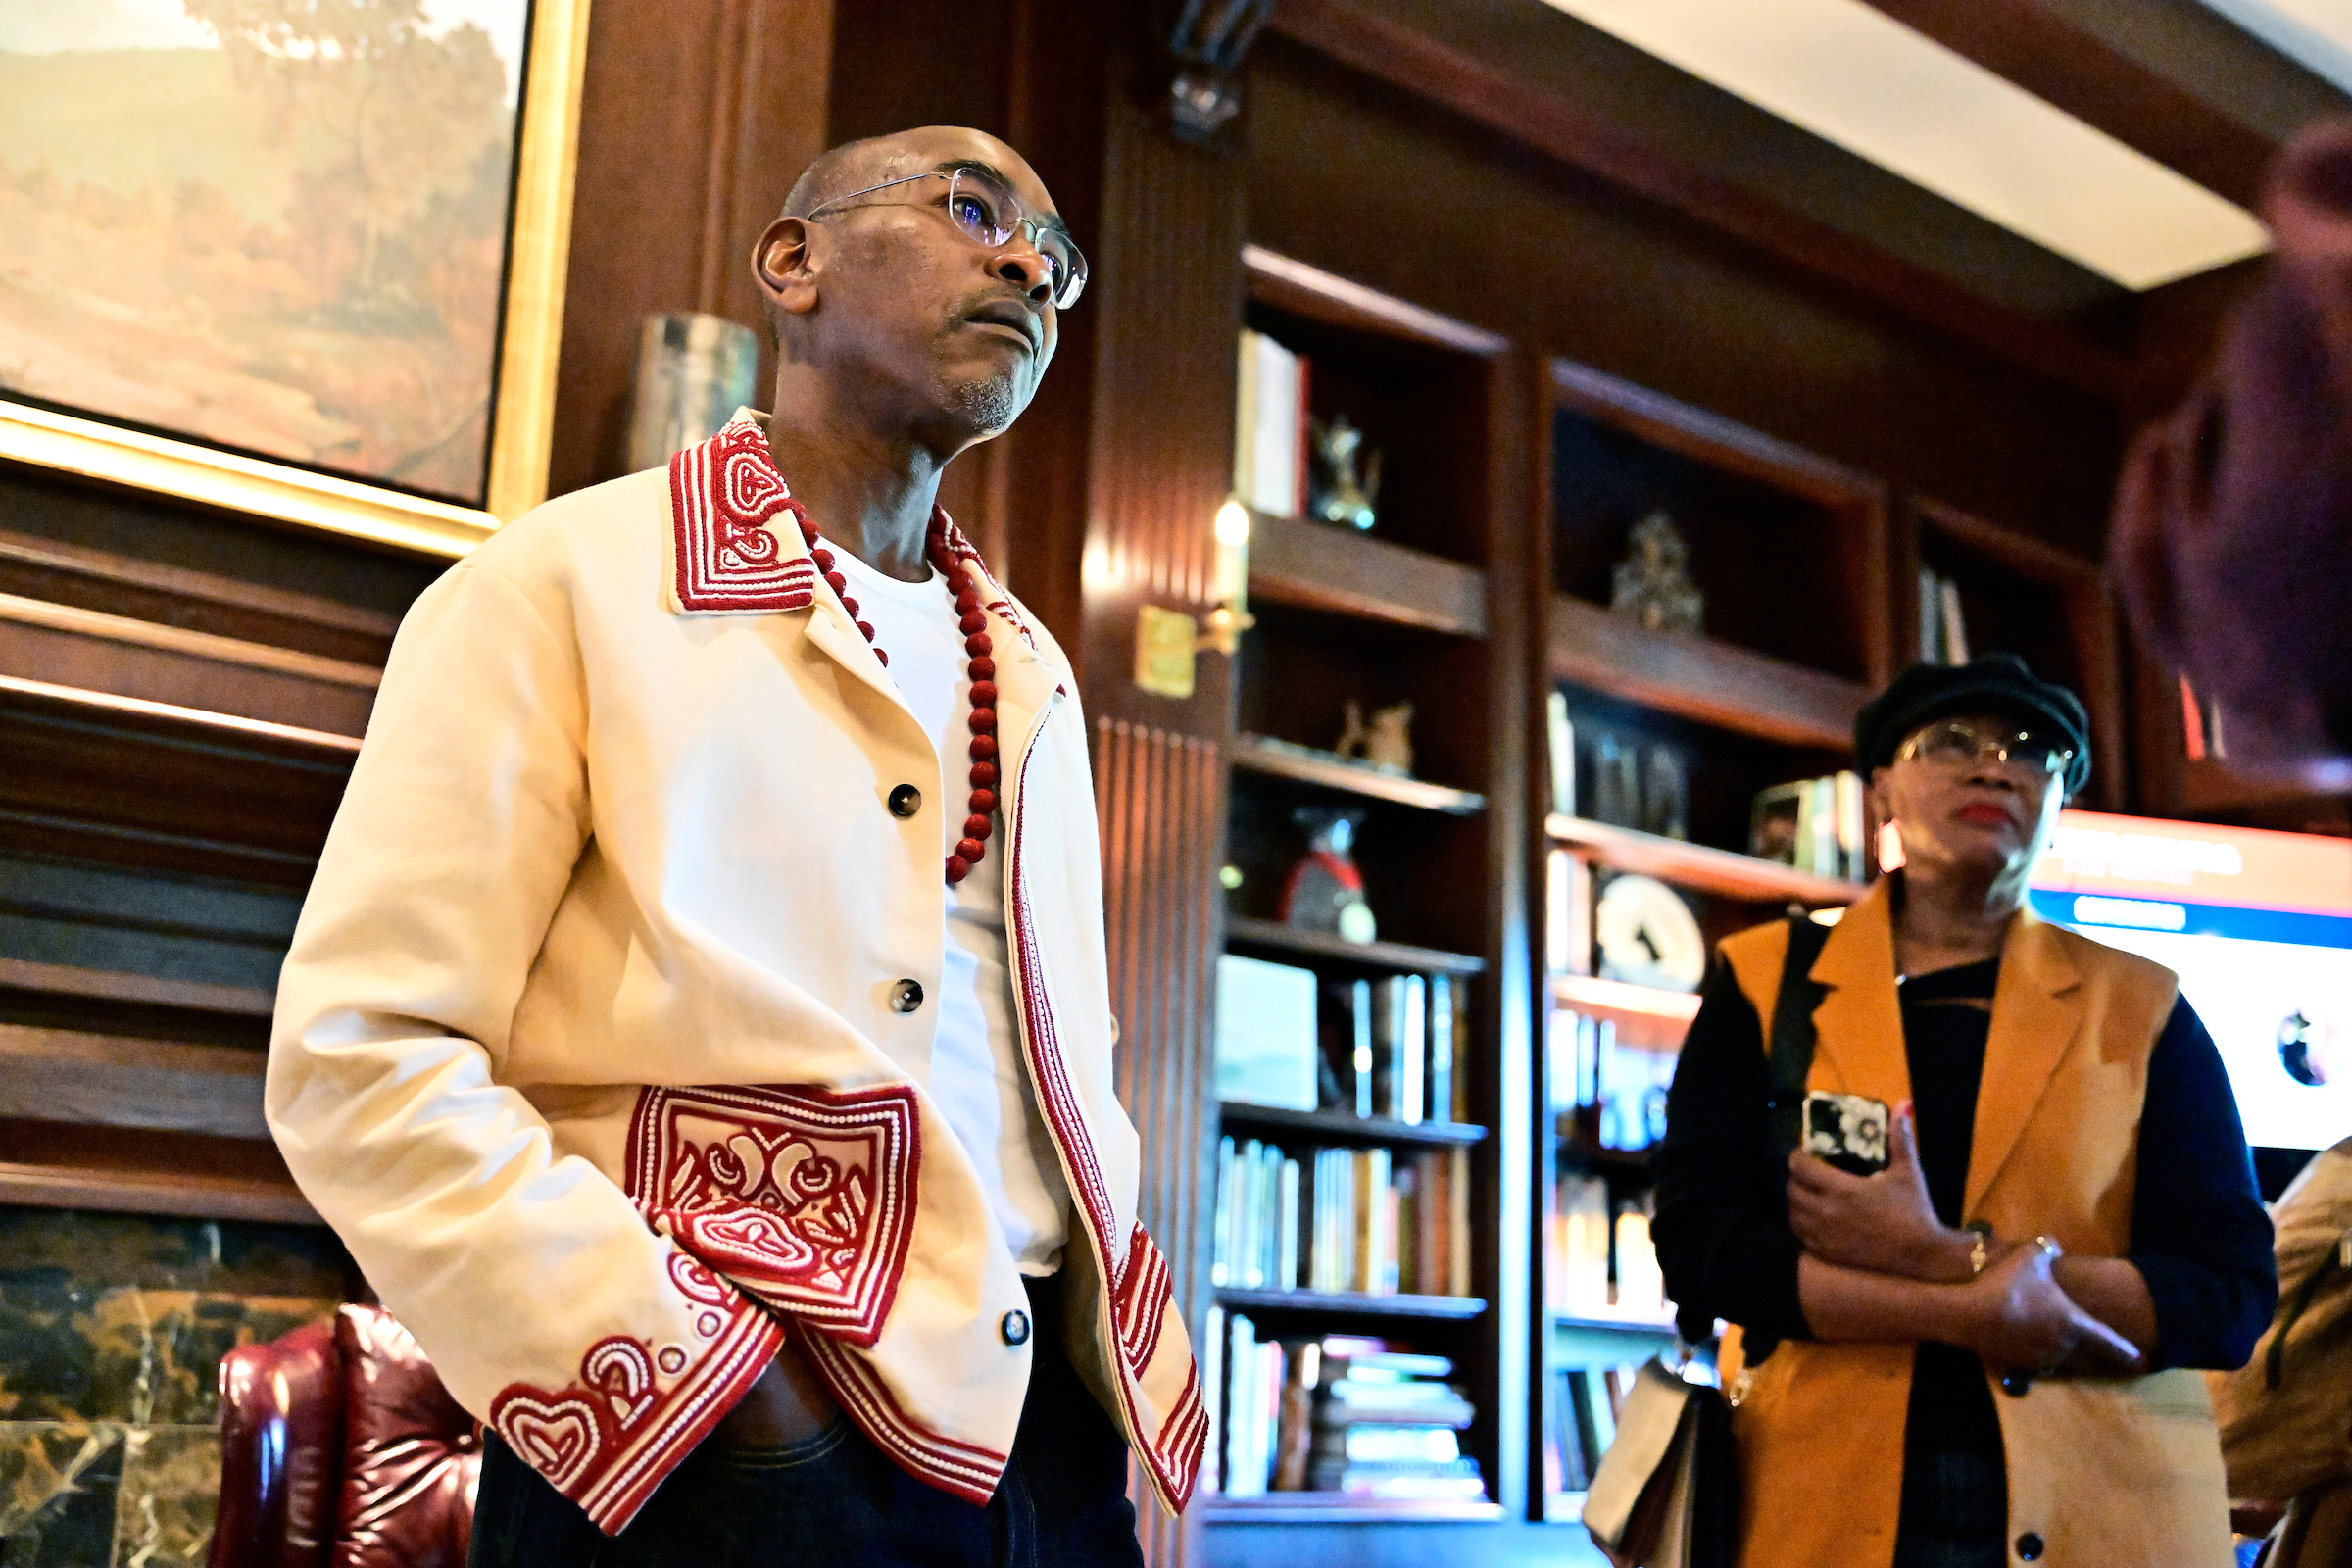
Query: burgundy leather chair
209 1304 480 1568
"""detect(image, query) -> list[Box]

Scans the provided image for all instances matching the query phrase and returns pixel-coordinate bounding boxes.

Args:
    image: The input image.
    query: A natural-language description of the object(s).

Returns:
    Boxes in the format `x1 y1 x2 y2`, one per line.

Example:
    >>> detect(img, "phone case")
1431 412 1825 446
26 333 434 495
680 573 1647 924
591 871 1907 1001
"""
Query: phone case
1803 1091 1890 1176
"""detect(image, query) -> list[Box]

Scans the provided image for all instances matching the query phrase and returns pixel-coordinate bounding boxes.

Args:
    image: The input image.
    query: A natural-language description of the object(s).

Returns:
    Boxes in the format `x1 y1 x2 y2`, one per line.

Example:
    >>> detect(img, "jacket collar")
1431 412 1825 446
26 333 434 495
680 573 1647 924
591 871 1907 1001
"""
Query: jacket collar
1802 876 2085 1221
664 410 1051 729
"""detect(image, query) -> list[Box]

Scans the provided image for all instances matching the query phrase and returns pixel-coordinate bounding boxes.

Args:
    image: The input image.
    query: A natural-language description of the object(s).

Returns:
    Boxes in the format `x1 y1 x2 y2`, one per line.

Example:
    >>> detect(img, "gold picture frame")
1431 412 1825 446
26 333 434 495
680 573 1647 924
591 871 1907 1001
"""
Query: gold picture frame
0 0 593 560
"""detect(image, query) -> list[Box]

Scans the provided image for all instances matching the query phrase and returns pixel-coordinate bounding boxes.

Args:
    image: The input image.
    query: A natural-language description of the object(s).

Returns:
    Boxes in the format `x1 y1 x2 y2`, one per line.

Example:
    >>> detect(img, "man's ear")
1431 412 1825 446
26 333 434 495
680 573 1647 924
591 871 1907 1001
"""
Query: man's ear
754 216 819 318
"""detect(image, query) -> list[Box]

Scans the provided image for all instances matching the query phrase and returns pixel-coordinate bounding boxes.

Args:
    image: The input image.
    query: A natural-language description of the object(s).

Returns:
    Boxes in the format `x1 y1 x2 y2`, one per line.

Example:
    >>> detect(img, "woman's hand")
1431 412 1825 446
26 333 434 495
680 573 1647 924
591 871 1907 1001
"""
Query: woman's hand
1788 1102 1972 1282
1962 1241 2143 1376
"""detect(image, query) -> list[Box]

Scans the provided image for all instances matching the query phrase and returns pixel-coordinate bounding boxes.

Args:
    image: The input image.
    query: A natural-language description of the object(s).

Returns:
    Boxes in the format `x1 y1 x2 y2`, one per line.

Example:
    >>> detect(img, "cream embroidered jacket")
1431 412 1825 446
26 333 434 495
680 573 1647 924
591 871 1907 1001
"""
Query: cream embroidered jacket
268 414 1204 1535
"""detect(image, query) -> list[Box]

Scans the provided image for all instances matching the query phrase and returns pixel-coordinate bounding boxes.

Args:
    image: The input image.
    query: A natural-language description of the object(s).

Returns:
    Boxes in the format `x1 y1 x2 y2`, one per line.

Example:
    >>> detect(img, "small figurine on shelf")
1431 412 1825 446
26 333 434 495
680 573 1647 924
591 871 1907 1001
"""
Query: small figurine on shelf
1308 413 1383 532
1281 806 1378 945
1609 511 1704 634
1333 699 1415 776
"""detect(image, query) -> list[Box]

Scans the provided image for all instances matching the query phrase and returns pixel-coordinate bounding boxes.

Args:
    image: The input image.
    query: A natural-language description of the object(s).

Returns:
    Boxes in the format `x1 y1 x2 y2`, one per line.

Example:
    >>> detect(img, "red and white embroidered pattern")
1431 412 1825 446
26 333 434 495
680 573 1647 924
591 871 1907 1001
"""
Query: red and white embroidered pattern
667 415 818 613
626 1083 920 1348
797 1326 1009 1503
1002 738 1206 1512
932 508 1040 653
488 1287 785 1534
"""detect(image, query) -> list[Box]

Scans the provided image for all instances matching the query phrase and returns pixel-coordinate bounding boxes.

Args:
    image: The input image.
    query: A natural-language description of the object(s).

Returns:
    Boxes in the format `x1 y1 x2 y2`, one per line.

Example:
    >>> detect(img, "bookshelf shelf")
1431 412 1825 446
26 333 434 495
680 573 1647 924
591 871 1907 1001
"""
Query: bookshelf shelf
1233 734 1488 814
1551 973 1701 1025
1546 592 1869 752
2181 758 2350 816
1556 1143 1653 1176
1219 1101 1488 1149
1203 1494 1507 1525
1213 1286 1489 1321
1246 509 1488 638
0 1116 318 1225
1547 814 1865 906
1551 1309 1679 1336
1225 916 1489 976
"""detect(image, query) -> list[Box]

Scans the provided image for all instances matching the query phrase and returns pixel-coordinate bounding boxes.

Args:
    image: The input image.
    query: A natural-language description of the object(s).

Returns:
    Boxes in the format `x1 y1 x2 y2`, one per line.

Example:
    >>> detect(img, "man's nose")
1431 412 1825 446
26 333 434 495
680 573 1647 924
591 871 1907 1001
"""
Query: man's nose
993 243 1054 304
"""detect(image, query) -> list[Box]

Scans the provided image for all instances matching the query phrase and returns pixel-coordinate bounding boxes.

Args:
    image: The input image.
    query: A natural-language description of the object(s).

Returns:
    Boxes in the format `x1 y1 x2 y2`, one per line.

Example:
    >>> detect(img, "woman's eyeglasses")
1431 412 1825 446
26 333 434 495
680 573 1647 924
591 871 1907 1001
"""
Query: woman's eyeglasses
805 168 1088 310
1896 719 2075 780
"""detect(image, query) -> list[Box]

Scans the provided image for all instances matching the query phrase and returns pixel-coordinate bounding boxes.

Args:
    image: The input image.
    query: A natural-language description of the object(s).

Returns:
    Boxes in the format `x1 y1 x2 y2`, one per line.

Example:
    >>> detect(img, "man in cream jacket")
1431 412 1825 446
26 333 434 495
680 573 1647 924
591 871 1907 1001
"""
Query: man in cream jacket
268 126 1202 1565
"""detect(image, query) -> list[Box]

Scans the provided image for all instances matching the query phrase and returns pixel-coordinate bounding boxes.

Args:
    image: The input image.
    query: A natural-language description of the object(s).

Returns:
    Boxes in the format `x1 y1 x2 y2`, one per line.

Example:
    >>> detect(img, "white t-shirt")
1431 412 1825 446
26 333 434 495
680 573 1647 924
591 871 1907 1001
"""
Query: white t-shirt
830 546 1071 1275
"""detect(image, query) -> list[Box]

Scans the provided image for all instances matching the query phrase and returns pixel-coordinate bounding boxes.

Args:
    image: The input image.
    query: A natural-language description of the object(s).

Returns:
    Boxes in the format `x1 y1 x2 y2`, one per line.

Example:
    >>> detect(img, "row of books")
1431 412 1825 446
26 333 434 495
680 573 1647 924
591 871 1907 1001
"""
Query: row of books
1546 1363 1643 1495
1212 1137 1473 1298
1234 329 1310 519
1214 955 1466 1124
1205 1321 1486 1501
1917 567 1973 667
1548 1177 1668 1320
1749 769 1870 883
1550 1006 1677 1152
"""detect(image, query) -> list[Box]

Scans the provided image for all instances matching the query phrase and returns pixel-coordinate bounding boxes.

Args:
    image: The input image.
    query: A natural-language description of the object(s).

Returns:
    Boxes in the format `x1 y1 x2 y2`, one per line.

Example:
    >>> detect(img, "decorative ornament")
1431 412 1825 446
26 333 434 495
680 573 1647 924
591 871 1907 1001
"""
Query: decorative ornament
1610 511 1704 634
1308 414 1383 533
1333 698 1415 776
792 500 1000 885
1595 873 1706 993
1281 806 1377 945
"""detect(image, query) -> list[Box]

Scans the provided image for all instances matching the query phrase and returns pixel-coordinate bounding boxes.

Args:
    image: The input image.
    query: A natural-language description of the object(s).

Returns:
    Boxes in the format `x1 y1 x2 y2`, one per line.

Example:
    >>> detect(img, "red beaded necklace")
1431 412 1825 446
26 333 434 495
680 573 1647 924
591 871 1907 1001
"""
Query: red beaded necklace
784 499 1001 886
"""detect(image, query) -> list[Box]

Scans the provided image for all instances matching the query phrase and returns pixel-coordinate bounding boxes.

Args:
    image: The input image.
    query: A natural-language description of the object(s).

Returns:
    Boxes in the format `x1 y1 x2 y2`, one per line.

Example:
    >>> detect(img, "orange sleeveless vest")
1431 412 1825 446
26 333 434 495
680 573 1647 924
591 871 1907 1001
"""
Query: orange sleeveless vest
1712 880 2233 1568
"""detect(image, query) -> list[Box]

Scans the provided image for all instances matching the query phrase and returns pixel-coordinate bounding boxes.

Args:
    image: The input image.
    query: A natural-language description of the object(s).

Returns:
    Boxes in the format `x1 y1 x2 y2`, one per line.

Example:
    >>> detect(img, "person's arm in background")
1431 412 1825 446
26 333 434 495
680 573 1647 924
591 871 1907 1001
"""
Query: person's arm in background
2127 997 2278 1370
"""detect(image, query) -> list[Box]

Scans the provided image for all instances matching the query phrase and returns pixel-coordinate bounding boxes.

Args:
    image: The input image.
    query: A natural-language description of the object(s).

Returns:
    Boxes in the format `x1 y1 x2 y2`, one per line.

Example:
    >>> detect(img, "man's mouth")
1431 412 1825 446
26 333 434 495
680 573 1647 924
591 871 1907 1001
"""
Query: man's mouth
964 300 1036 353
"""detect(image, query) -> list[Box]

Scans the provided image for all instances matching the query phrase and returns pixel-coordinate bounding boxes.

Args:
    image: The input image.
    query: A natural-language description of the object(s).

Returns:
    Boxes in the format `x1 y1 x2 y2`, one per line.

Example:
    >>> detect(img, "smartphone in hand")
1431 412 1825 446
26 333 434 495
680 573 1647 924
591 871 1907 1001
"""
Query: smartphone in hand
1803 1090 1890 1177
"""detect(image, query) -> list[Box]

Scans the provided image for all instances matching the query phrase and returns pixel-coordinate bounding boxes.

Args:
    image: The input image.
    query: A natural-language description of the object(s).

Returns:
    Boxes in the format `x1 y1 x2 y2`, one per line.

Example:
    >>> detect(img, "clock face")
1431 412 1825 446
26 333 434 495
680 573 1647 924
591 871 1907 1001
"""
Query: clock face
1595 874 1707 993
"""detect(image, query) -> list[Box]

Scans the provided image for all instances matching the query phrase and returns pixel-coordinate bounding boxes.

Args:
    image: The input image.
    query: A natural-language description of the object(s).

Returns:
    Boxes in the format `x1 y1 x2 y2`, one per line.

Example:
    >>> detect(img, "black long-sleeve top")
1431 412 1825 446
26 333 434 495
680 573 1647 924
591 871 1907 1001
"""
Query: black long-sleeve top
1653 952 2277 1443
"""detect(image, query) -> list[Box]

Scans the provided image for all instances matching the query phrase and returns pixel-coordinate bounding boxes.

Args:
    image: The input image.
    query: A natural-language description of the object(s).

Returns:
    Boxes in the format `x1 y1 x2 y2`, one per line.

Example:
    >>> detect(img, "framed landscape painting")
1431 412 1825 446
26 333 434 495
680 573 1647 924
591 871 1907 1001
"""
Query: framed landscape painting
0 0 590 556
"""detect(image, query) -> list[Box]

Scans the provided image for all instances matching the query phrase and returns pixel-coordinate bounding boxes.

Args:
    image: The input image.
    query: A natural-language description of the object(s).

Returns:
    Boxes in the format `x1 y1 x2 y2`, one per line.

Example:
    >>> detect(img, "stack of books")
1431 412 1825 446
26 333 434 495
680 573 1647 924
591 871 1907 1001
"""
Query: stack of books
1212 1137 1472 1298
1551 1005 1676 1152
1749 771 1869 882
1202 1321 1485 1502
1310 1340 1483 1500
1212 955 1467 1126
1916 568 1972 666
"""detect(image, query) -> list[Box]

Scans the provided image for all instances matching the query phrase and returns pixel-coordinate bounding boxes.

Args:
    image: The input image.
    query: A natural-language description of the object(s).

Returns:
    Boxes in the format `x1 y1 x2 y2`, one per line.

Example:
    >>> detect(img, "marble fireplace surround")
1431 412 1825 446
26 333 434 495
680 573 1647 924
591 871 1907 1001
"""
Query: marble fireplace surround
0 1206 349 1567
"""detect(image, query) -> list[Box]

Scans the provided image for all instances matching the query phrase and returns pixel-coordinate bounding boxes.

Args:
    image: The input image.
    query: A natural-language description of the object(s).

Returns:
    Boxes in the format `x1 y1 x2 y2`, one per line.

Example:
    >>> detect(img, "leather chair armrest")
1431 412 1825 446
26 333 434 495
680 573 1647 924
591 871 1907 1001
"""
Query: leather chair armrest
207 1317 345 1568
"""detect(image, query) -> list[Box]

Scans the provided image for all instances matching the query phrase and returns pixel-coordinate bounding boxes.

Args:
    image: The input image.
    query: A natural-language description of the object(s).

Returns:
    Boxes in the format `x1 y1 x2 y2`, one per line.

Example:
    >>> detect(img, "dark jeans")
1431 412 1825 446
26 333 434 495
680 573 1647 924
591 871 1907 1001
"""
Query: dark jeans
468 1275 1143 1568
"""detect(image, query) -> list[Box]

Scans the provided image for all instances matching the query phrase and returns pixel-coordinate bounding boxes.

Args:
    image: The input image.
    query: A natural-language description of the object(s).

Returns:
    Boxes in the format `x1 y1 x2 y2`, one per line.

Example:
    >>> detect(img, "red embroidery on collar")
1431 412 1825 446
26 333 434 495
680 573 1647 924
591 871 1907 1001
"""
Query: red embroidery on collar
667 416 818 613
626 1082 921 1348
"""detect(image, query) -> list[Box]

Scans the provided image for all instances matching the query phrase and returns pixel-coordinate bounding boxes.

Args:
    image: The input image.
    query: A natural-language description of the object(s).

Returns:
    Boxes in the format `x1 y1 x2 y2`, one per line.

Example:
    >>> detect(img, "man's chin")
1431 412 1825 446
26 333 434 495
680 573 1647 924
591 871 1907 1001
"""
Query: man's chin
941 371 1028 441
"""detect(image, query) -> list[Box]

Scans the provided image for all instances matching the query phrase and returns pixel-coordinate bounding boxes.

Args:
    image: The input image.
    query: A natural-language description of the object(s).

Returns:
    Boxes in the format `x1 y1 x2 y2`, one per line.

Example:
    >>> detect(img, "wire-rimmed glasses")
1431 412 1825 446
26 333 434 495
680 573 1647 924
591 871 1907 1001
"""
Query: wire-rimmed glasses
805 167 1087 310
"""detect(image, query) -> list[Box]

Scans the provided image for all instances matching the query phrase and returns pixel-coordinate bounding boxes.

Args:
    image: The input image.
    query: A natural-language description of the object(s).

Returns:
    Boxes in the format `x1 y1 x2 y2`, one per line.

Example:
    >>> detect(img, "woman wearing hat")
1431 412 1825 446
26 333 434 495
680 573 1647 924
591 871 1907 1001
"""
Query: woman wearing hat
1653 654 2278 1568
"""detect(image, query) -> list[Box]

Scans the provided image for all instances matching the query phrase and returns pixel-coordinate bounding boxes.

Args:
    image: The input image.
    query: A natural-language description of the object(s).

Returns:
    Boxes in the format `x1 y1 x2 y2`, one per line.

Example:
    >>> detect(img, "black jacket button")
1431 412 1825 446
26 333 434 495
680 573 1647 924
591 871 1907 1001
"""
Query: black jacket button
2015 1533 2043 1560
1001 1309 1031 1347
891 978 925 1013
1998 1371 2032 1397
889 784 922 818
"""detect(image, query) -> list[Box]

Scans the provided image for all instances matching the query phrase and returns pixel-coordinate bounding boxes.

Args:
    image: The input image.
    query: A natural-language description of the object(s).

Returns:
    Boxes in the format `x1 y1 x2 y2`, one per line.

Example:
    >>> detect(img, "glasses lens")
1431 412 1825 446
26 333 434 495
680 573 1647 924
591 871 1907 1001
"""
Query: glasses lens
1916 722 1981 766
947 172 1013 245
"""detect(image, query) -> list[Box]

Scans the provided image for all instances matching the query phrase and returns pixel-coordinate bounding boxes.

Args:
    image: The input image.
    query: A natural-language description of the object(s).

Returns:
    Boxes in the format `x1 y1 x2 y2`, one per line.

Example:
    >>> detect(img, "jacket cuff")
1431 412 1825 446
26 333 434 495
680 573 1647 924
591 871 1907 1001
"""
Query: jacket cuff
489 1286 785 1536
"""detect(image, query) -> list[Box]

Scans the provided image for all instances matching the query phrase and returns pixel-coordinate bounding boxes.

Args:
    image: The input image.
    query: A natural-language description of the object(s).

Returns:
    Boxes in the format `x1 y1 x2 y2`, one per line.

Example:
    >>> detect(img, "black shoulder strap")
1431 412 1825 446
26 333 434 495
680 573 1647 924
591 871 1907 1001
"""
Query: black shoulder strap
1764 914 1834 1159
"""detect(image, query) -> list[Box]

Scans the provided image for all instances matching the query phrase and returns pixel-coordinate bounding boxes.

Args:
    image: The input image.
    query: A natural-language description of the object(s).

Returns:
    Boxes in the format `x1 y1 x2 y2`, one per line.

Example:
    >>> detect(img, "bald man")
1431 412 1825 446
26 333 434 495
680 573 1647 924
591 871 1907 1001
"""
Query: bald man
269 128 1203 1567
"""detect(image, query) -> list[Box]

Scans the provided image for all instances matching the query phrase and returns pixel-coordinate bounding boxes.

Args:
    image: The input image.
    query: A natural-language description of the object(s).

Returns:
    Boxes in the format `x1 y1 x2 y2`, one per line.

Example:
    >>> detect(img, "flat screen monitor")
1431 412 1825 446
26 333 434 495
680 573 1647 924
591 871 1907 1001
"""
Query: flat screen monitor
2029 809 2352 1153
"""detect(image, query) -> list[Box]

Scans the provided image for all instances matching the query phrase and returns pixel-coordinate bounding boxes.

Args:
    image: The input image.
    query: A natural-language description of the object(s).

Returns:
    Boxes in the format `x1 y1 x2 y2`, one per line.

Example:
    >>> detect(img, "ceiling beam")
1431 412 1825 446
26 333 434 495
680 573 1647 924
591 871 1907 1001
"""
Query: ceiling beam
1266 0 2134 399
1855 0 2281 211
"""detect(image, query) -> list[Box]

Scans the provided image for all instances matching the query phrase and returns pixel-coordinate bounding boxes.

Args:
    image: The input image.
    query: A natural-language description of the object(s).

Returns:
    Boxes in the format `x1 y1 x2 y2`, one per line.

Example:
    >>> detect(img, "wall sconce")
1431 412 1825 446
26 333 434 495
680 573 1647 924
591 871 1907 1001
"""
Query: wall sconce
1200 498 1255 656
1133 499 1256 699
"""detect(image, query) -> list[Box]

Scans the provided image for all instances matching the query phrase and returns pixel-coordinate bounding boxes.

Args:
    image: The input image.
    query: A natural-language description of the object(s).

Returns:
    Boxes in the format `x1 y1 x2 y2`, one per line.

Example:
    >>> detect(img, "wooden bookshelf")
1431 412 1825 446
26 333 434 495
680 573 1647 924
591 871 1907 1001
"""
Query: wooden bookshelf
1214 1286 1489 1322
1219 1102 1488 1149
1233 732 1488 814
1247 509 1488 638
1546 814 1865 906
1550 973 1701 1024
1215 251 1522 1529
0 1117 318 1226
1225 916 1489 975
1547 592 1867 751
1905 499 2124 811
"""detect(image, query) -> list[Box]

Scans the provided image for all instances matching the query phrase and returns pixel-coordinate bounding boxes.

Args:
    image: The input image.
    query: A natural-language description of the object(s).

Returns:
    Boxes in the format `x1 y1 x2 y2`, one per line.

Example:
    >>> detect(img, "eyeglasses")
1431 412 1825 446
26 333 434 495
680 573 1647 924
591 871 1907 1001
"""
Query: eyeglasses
804 167 1088 310
1896 719 2075 781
